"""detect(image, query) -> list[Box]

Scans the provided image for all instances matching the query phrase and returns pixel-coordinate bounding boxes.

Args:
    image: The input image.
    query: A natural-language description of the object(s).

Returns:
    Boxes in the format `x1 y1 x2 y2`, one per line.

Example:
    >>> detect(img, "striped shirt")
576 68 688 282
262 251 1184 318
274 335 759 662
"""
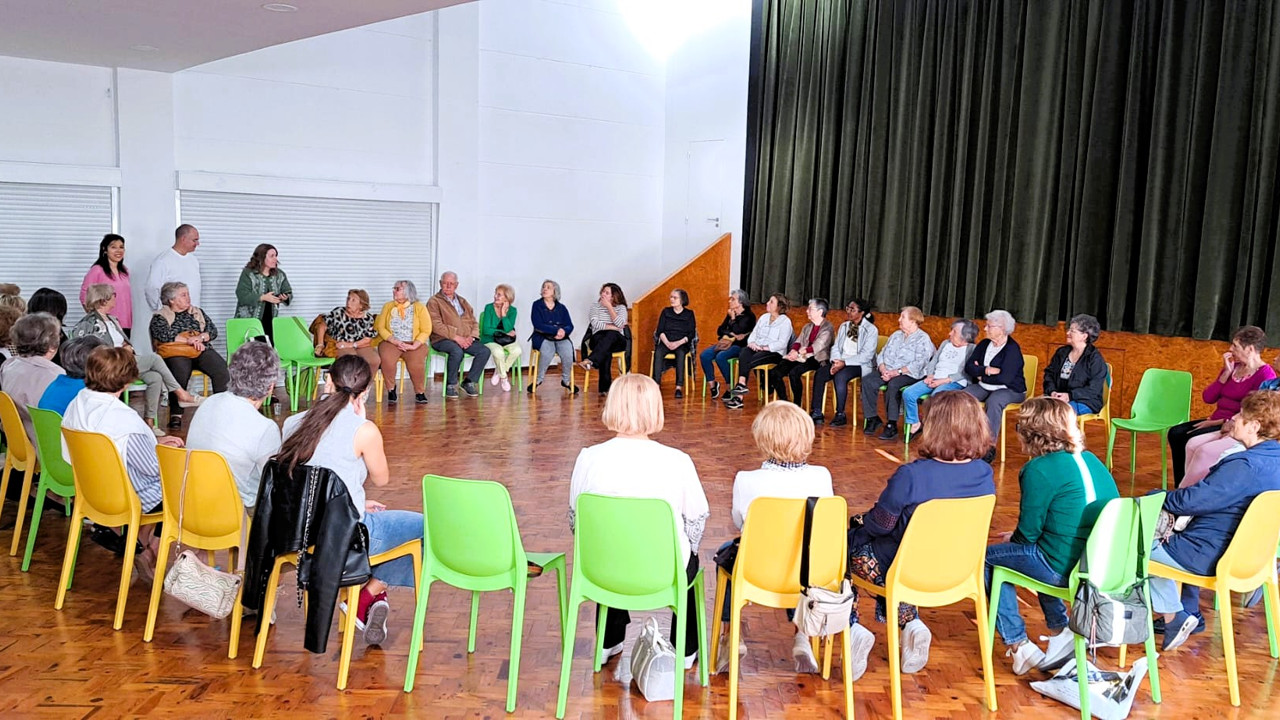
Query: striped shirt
125 434 164 512
587 303 628 333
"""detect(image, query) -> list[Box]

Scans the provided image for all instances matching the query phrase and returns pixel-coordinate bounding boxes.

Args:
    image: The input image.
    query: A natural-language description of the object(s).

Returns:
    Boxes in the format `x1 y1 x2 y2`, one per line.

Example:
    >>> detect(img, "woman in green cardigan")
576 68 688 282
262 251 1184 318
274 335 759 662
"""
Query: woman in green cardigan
480 283 521 392
234 243 292 342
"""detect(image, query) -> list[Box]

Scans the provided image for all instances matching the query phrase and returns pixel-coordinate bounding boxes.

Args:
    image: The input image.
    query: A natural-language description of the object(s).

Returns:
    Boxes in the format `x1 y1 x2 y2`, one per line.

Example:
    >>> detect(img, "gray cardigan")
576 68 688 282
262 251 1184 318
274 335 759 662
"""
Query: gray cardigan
923 342 976 384
830 318 879 376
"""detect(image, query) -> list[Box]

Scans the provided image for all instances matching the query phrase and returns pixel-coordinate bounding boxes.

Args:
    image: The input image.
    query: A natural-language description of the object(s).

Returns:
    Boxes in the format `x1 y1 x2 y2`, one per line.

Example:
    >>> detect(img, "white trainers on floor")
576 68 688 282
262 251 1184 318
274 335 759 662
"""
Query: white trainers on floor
900 619 932 673
847 623 876 682
792 633 820 674
1039 628 1075 671
1007 641 1047 676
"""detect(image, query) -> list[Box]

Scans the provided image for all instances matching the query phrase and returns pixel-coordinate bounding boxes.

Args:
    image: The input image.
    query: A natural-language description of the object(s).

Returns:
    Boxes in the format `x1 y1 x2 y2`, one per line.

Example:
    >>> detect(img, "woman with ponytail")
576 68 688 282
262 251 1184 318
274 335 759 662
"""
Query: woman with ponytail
277 354 424 645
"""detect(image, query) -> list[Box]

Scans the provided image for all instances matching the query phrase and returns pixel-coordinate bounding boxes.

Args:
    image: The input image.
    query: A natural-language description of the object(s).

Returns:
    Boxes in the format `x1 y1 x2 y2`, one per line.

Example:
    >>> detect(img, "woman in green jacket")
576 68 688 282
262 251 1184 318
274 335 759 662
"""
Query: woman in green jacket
479 283 521 392
234 243 292 341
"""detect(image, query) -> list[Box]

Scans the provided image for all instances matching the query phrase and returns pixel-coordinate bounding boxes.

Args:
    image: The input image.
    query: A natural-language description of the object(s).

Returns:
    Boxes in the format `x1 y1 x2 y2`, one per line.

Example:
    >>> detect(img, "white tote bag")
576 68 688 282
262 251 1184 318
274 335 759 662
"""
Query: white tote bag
630 617 677 702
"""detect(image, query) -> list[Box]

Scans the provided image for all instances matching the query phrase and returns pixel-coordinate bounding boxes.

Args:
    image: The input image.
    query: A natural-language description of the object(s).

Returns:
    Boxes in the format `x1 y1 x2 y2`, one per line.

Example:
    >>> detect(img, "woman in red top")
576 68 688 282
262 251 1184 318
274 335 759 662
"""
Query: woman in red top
769 299 833 412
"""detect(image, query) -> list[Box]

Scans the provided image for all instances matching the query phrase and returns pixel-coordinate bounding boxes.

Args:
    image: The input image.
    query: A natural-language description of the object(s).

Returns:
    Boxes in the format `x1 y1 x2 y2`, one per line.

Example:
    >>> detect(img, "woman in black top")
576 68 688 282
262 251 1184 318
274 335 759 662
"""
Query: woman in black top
1042 314 1108 416
652 288 697 397
700 289 756 398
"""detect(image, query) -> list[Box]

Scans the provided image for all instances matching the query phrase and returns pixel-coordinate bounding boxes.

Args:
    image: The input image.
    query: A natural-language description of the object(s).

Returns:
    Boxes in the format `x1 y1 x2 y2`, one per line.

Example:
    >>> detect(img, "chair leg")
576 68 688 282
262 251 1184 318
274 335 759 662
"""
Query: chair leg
710 569 727 672
592 604 608 672
1000 414 1008 464
1144 579 1161 704
974 589 998 711
229 576 244 660
728 598 743 720
336 585 359 690
1073 634 1090 720
253 559 285 668
1106 424 1117 469
467 591 480 653
986 572 1004 646
1129 431 1137 477
0 458 12 525
673 593 686 720
54 507 84 610
887 605 903 720
507 579 528 712
1220 587 1240 706
555 598 581 719
695 572 709 687
9 467 34 556
143 534 176 641
1160 431 1169 490
20 483 50 571
403 578 433 692
841 626 854 718
114 521 141 630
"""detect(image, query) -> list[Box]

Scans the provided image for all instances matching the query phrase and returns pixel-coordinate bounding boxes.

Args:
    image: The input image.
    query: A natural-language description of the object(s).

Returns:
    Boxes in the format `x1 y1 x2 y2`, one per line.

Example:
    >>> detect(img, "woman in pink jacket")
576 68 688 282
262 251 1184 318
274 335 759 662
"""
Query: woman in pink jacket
80 234 133 337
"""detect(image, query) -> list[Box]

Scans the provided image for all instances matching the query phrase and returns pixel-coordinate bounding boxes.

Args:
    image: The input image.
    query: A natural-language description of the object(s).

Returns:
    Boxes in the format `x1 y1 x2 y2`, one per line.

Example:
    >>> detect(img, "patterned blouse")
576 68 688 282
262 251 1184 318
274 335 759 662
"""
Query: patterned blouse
324 307 377 344
587 302 628 333
149 308 218 344
389 305 416 342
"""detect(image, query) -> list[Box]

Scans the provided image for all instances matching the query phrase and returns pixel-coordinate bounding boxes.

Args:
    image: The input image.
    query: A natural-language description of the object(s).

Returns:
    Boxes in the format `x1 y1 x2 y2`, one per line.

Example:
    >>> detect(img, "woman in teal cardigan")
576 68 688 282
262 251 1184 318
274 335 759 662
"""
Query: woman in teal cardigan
234 243 292 341
480 283 521 392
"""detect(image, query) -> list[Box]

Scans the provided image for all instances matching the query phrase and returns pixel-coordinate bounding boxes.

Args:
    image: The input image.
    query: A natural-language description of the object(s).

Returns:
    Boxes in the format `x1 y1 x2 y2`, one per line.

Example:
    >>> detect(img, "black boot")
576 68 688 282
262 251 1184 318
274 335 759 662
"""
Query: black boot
862 417 882 435
877 421 898 441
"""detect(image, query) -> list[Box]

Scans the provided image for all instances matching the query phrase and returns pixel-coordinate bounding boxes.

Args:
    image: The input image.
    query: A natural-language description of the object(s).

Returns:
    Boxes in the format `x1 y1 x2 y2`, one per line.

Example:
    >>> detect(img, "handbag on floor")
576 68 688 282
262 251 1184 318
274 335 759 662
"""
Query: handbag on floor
163 450 243 619
630 616 677 702
793 496 854 638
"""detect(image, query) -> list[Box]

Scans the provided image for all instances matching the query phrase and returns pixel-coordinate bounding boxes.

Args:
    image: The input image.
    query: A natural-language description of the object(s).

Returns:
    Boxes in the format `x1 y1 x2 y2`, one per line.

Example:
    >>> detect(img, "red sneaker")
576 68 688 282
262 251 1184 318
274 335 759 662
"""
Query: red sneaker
363 592 390 645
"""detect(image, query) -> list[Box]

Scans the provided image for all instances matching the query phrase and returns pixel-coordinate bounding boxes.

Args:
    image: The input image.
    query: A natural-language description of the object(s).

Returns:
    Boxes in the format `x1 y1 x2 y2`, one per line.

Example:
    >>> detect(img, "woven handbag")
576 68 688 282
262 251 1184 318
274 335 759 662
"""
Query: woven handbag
162 450 243 619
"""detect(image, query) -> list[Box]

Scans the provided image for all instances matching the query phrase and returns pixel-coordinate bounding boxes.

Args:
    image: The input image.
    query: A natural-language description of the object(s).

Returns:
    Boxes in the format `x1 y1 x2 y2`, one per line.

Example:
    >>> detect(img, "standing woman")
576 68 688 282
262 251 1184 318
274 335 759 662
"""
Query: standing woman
529 279 577 394
652 288 697 398
234 243 292 343
80 234 133 338
317 289 380 377
480 283 522 392
577 283 629 395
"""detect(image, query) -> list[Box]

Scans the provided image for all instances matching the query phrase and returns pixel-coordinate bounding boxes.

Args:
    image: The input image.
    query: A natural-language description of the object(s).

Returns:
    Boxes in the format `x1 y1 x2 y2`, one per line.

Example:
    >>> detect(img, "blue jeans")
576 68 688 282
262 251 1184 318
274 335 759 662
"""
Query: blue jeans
984 542 1069 645
1149 542 1202 615
700 345 743 385
902 380 964 426
364 509 424 588
1068 401 1092 415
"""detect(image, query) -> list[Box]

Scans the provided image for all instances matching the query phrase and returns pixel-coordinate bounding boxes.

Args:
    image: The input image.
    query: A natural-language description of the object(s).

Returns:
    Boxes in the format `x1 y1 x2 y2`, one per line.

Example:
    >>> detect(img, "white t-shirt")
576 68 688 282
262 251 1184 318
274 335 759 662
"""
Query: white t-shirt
568 437 710 558
731 463 834 530
186 392 282 508
979 341 1007 391
933 342 968 383
147 248 202 311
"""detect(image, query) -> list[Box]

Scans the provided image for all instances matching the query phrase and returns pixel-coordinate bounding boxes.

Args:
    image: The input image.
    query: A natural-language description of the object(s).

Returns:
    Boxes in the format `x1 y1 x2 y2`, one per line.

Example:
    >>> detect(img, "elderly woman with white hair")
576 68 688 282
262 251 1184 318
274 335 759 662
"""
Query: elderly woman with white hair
529 279 578 394
900 318 979 436
149 281 229 428
374 279 432 404
568 373 710 669
0 313 65 444
74 282 200 432
186 341 284 510
963 309 1027 457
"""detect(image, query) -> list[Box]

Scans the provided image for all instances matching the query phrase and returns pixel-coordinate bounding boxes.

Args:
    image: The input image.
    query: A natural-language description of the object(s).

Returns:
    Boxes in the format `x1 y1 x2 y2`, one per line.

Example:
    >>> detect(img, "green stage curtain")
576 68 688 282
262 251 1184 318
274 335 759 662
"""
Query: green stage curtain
744 0 1280 340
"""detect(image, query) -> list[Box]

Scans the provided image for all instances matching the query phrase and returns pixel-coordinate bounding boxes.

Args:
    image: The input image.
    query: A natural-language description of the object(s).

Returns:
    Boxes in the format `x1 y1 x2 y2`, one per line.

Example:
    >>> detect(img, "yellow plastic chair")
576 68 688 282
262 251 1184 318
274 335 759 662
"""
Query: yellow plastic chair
752 363 778 403
190 369 212 396
998 355 1041 462
576 349 627 394
0 392 39 551
143 446 246 658
56 427 164 630
252 539 422 689
651 347 697 393
528 347 578 395
1077 363 1114 438
711 497 854 720
849 494 998 720
1148 490 1280 706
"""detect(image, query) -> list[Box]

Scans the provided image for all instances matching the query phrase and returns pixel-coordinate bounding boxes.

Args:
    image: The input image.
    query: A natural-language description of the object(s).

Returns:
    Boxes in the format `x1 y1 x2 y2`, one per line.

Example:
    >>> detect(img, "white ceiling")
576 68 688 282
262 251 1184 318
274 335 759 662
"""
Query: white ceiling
0 0 472 72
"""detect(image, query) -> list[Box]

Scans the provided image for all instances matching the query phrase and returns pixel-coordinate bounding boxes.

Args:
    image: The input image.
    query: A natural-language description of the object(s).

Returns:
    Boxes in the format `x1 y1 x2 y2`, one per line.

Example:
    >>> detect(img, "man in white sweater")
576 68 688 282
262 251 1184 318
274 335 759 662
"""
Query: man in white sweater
146 224 202 311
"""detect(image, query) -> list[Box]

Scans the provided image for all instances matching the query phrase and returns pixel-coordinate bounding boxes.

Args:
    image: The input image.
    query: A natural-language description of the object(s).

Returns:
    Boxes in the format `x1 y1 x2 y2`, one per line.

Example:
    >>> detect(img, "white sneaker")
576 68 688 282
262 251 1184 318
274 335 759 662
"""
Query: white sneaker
684 653 697 670
793 632 820 674
150 424 166 438
1038 628 1075 671
603 642 624 661
1007 641 1047 676
500 377 511 392
847 623 876 682
490 372 501 387
900 619 932 673
714 631 748 674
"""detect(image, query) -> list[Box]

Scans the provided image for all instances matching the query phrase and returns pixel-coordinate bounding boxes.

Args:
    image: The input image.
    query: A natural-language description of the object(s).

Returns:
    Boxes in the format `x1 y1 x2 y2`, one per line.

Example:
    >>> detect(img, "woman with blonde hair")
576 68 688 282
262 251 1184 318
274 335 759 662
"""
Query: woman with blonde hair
480 283 522 392
861 306 935 439
985 397 1118 675
568 374 710 670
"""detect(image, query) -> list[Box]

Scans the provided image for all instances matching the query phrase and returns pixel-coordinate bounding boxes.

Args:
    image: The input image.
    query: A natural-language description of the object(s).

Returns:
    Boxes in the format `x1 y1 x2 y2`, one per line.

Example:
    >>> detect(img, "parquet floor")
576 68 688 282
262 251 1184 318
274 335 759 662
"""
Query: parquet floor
0 373 1275 718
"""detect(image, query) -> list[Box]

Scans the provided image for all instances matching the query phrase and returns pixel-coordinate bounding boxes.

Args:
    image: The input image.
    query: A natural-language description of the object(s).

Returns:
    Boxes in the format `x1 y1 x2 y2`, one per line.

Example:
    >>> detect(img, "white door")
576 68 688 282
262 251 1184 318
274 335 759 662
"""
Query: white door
685 139 725 255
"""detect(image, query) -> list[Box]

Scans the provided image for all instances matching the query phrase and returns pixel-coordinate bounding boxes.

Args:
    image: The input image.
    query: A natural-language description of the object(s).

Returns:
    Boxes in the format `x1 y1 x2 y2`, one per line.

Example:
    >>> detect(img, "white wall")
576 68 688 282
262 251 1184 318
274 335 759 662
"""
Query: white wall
0 56 116 168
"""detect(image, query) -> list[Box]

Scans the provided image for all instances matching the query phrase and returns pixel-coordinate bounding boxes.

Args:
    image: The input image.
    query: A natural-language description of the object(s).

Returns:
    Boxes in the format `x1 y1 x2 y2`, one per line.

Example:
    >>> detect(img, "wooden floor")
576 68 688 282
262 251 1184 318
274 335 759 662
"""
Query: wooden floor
0 372 1274 718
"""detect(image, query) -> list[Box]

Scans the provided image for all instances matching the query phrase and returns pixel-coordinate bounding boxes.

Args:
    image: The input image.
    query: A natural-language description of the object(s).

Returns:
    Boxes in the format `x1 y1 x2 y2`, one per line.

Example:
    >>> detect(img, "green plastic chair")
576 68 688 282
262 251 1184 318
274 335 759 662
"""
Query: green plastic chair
701 357 738 397
1107 369 1192 489
427 346 485 397
273 316 334 412
403 475 567 712
556 494 708 719
988 493 1165 720
22 407 75 570
226 317 267 359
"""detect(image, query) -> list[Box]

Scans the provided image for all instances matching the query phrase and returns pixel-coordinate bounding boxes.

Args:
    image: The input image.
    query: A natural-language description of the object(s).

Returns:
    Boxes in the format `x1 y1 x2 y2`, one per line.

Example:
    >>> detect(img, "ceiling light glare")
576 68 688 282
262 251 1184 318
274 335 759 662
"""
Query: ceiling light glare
130 44 159 52
262 3 299 12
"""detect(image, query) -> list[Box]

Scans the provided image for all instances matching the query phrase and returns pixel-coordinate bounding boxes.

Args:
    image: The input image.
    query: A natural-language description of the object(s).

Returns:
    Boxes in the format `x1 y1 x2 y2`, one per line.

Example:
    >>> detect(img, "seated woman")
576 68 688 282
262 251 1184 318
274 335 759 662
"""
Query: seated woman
27 287 69 364
652 288 696 398
279 355 424 644
723 294 792 410
149 281 229 428
861 306 934 440
985 397 1119 674
1150 390 1280 651
39 336 106 416
715 401 842 675
811 298 876 426
75 282 200 432
62 347 185 580
316 289 380 377
1043 314 1108 417
847 390 996 675
770 298 833 411
186 341 283 511
374 280 432 405
480 283 521 392
568 373 710 669
962 310 1026 455
701 289 755 399
901 319 978 436
1167 326 1275 486
577 283 629 395
0 313 65 444
529 279 578 394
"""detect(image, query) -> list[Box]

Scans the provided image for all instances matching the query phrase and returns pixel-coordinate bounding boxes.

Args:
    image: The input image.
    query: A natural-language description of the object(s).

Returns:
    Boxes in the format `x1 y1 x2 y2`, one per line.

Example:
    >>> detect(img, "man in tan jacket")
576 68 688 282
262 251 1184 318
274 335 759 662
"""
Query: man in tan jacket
426 271 491 398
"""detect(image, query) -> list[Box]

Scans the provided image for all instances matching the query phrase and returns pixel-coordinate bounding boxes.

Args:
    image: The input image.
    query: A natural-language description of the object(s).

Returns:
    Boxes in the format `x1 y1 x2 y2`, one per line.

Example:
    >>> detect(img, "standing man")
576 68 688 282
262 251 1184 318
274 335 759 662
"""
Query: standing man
147 224 202 311
426 271 491 399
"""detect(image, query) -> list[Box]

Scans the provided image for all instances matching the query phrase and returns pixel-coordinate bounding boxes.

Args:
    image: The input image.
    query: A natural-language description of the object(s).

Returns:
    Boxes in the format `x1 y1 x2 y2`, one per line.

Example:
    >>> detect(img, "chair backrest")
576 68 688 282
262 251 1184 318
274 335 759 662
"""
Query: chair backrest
226 318 267 358
422 474 524 585
0 391 32 465
1099 362 1113 418
886 494 996 606
156 445 245 546
1021 354 1039 394
1216 490 1280 589
1130 368 1192 425
61 426 140 520
1076 493 1164 593
575 493 683 600
272 316 313 362
738 496 847 598
877 335 889 353
26 406 74 495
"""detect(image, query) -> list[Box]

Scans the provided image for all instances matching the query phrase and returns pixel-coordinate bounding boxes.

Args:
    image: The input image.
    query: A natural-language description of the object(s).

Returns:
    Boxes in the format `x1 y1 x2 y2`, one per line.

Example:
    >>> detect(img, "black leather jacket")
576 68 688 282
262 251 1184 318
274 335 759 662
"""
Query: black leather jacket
243 460 370 653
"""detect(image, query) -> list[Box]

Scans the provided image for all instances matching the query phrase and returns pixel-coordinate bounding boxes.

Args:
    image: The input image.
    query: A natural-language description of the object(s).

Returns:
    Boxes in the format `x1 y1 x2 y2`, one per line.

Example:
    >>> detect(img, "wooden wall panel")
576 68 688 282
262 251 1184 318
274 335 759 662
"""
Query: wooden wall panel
630 234 733 378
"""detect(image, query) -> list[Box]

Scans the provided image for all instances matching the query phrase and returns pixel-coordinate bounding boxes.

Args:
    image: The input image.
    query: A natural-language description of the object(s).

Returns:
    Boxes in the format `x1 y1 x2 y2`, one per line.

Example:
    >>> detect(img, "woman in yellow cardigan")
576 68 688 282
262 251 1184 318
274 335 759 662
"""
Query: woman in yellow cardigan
375 280 432 404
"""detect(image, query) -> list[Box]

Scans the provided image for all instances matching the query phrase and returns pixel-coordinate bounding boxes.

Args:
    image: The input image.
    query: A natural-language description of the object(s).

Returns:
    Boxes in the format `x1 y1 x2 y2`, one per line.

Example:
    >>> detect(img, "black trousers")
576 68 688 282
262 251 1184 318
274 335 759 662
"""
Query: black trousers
598 553 700 657
735 348 782 386
652 344 692 387
812 363 863 415
163 349 230 415
586 330 627 392
1168 419 1220 484
771 357 823 410
861 372 920 423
